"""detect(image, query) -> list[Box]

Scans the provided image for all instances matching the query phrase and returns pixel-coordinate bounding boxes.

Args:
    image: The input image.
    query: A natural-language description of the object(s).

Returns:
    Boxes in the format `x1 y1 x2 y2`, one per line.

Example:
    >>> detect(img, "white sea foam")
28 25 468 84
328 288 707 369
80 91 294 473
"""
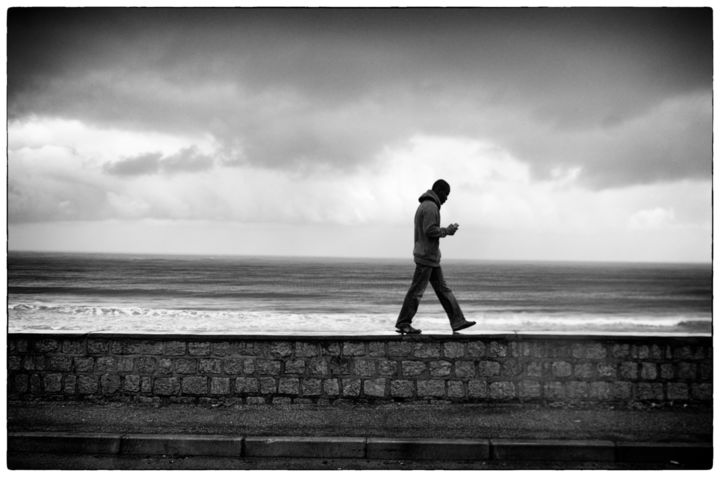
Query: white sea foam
8 303 710 335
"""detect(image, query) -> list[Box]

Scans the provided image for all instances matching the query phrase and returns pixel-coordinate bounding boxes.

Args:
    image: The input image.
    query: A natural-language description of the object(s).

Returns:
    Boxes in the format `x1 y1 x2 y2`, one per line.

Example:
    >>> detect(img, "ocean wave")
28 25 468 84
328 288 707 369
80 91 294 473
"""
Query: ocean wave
7 302 711 335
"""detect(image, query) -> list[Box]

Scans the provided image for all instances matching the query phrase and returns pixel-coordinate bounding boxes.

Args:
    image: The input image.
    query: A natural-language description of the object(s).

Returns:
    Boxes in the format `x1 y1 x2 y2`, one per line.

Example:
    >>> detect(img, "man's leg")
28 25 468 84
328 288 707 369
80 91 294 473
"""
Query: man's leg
395 265 433 328
429 266 468 330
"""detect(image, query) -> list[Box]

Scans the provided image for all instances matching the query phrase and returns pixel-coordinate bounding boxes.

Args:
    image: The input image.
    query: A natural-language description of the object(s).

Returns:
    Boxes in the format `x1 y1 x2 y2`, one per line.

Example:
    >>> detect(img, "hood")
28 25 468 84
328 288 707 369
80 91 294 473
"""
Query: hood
418 189 441 208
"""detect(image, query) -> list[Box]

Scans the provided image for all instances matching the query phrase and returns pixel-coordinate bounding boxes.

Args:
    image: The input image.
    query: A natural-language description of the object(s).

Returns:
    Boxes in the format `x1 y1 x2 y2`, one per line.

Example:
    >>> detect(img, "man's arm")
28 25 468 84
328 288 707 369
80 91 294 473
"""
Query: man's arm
422 206 458 238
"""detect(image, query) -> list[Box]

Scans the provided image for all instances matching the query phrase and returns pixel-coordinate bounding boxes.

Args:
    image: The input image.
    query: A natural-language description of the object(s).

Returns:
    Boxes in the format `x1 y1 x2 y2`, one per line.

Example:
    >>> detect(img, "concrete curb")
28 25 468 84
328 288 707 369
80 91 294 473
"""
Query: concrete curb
7 432 713 467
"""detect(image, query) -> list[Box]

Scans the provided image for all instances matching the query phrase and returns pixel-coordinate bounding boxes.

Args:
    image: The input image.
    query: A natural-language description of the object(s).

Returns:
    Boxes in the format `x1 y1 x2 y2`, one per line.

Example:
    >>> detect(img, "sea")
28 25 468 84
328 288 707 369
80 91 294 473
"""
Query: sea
6 251 712 336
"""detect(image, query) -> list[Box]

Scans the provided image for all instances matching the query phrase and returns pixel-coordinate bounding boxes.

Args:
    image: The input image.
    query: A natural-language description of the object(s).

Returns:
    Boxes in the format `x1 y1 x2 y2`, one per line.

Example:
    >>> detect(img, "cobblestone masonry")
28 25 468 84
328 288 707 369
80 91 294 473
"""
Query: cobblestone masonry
7 334 712 406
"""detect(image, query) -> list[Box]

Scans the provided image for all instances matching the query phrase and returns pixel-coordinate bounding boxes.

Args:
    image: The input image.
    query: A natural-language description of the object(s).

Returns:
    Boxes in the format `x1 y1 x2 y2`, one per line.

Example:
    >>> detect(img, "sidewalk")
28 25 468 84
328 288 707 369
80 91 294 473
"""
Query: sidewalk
7 400 713 469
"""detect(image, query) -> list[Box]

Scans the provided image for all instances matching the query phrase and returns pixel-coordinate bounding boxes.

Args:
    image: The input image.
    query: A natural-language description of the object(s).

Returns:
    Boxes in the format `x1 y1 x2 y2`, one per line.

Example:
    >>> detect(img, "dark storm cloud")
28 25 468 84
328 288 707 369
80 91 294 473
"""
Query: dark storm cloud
7 7 712 188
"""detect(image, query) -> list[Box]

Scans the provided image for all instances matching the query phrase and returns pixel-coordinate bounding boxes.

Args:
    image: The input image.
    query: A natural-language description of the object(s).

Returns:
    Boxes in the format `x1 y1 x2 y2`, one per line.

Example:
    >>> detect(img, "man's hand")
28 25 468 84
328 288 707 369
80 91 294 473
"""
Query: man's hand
447 223 460 235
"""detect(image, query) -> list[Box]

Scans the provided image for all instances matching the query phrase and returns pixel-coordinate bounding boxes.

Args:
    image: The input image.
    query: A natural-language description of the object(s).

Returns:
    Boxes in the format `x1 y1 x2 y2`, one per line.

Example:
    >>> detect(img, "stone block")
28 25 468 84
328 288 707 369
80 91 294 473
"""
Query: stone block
413 343 441 358
175 358 197 374
141 377 153 393
455 361 476 378
78 375 98 394
699 362 712 381
255 360 282 375
566 381 588 399
487 341 507 358
322 342 342 356
30 374 42 394
501 359 522 377
118 357 135 373
611 344 631 358
63 375 76 394
659 363 674 380
182 376 208 395
34 339 59 353
123 375 140 393
478 361 501 377
285 359 305 374
7 356 22 371
589 381 611 400
596 363 616 379
213 341 236 356
390 380 414 398
278 378 300 395
489 381 516 400
417 380 445 398
401 361 427 377
188 342 211 356
690 383 712 401
387 341 415 357
443 342 465 358
573 363 594 379
447 380 466 399
619 362 638 380
157 358 173 375
165 341 186 356
610 382 632 400
640 362 657 380
272 397 293 405
544 382 565 400
307 358 329 376
323 379 340 396
269 341 293 358
259 377 277 394
666 382 689 401
467 380 488 398
363 378 386 397
135 357 157 374
518 380 541 399
74 357 95 373
378 360 398 376
296 342 321 357
551 361 572 378
246 397 266 405
429 360 452 377
126 340 164 355
43 374 63 393
48 356 72 372
210 377 231 395
342 379 361 397
677 362 697 380
466 341 486 357
96 356 117 373
328 356 352 375
353 359 376 376
302 378 322 396
100 374 121 394
525 362 543 378
199 359 223 374
235 377 259 394
636 383 664 401
154 377 180 396
368 342 386 357
13 374 29 394
367 438 490 461
87 339 109 354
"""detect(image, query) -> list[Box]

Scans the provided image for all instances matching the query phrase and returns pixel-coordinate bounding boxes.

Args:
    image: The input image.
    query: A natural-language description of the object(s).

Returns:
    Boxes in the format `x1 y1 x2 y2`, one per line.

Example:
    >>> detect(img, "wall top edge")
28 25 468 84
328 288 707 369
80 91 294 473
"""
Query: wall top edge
6 332 712 343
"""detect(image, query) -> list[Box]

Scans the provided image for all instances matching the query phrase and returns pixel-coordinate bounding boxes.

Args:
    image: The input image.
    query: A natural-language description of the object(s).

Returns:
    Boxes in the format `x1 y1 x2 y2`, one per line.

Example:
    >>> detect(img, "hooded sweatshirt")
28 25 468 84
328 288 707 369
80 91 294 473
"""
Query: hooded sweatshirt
413 190 449 267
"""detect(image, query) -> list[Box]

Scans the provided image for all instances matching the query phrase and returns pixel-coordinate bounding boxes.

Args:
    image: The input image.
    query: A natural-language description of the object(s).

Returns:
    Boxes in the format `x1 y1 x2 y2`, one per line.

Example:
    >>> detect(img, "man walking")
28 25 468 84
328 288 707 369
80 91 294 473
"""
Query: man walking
396 179 476 335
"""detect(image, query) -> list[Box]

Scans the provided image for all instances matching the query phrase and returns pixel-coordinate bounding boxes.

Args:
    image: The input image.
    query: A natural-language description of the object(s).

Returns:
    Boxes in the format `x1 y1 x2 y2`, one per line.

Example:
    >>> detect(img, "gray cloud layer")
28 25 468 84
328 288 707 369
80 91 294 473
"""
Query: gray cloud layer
8 7 712 188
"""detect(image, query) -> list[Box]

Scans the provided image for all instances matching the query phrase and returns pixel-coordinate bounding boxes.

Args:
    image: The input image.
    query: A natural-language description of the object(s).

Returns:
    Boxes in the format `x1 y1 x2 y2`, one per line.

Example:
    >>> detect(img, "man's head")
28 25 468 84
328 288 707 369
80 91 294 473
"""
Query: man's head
432 179 451 204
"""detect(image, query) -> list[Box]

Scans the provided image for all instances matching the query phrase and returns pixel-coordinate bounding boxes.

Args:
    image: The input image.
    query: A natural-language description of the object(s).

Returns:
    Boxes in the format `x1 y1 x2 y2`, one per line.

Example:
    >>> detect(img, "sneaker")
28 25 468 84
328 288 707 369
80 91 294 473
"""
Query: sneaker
452 321 476 333
395 325 422 335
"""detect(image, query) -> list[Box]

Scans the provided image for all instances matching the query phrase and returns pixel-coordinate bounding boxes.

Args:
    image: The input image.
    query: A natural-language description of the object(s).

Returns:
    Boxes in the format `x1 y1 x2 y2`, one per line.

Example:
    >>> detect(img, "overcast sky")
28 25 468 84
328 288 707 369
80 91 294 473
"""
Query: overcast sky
6 7 712 262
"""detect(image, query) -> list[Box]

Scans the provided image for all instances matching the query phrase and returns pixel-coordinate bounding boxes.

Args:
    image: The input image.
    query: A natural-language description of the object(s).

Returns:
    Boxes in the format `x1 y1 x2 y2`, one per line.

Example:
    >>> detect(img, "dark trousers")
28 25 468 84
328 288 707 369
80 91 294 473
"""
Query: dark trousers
396 264 466 330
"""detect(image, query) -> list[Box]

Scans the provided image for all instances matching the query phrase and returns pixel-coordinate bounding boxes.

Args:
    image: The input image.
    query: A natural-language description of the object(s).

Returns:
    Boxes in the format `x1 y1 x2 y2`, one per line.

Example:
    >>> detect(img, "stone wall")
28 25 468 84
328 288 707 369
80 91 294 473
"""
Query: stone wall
7 333 712 407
